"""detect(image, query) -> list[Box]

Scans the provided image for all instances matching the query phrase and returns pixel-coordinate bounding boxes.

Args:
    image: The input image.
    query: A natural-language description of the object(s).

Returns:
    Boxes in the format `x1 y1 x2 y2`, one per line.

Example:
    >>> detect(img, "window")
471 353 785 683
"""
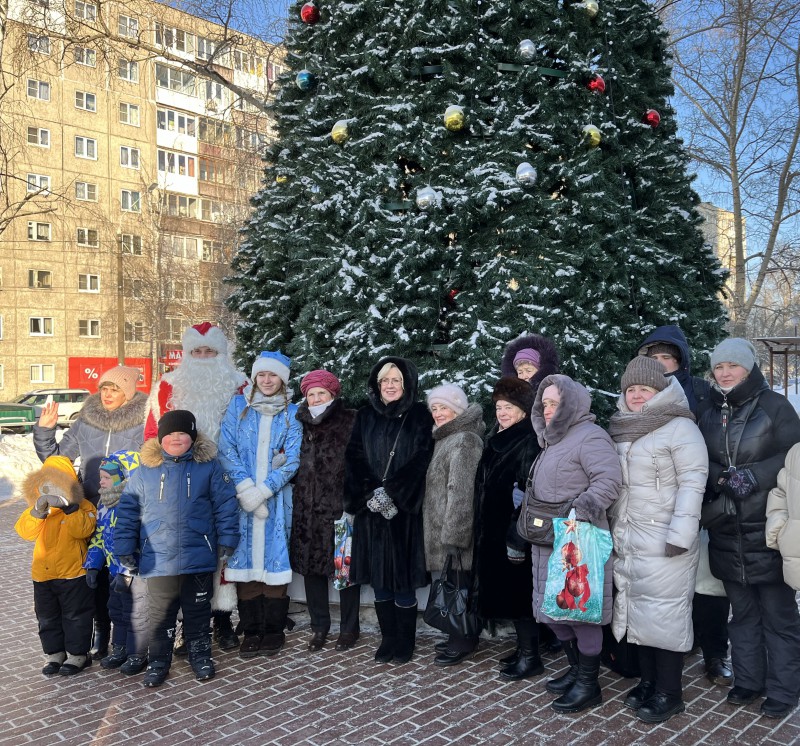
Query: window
78 319 101 337
167 280 195 300
118 14 138 38
202 279 220 302
119 102 140 126
237 127 266 151
155 63 196 96
27 79 50 101
199 157 227 184
121 189 141 212
163 234 198 259
75 136 97 159
74 46 97 66
27 222 51 241
157 108 196 136
157 149 196 177
166 193 197 218
29 317 54 336
202 239 223 262
120 233 142 255
74 0 96 20
31 364 56 383
75 181 97 201
76 227 99 247
166 318 183 341
203 80 227 109
27 34 50 54
78 273 100 292
124 321 145 341
27 127 50 147
75 91 96 112
155 23 194 53
234 50 265 75
120 146 140 169
28 269 52 289
200 199 224 222
123 278 143 298
27 173 50 193
196 36 216 60
118 59 139 83
198 117 233 145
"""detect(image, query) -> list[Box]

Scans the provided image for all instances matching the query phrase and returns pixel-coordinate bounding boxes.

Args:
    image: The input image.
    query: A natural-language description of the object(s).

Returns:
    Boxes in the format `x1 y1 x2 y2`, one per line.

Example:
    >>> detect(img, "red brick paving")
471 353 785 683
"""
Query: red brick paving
1 497 798 746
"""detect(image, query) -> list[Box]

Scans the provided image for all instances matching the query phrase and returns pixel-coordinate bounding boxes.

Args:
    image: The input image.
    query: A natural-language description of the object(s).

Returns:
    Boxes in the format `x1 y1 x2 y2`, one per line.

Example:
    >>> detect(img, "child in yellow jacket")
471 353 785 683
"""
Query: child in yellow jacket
15 455 97 676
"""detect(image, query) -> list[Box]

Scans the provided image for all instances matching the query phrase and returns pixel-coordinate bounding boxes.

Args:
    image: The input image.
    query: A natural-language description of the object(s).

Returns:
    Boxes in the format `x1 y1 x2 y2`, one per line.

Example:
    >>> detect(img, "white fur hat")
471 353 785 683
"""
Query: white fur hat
182 322 229 356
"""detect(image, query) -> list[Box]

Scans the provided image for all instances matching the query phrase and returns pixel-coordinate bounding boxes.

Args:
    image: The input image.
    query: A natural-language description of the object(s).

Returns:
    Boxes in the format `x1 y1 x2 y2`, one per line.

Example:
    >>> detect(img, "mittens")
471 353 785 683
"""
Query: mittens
85 568 99 589
507 546 527 564
512 483 525 510
237 484 265 513
253 503 270 520
272 452 287 470
110 574 133 594
366 487 398 519
665 542 688 558
218 545 235 561
31 495 50 519
722 468 758 499
118 555 137 572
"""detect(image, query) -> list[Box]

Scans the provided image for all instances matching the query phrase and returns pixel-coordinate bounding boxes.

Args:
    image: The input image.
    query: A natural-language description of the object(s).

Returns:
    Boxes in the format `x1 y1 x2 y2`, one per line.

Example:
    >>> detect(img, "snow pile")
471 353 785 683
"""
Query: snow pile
0 433 44 503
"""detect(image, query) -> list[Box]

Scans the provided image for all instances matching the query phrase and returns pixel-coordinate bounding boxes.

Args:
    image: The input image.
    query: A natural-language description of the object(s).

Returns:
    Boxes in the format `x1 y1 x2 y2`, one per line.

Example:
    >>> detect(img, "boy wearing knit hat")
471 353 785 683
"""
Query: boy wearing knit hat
114 410 240 687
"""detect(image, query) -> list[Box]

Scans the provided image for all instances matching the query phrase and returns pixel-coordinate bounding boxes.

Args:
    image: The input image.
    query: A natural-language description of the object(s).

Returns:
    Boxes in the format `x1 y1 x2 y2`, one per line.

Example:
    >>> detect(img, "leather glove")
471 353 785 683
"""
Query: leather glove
218 545 235 561
237 484 265 513
272 452 287 469
31 495 50 519
341 511 354 526
721 468 758 499
507 546 527 564
665 542 688 557
110 573 133 594
512 483 525 510
118 555 137 572
253 503 270 520
85 568 99 589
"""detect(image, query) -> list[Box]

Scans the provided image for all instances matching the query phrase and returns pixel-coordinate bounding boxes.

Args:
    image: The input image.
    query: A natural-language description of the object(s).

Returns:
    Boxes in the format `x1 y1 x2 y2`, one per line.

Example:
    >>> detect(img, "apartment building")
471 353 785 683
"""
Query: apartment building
697 201 745 304
0 0 279 398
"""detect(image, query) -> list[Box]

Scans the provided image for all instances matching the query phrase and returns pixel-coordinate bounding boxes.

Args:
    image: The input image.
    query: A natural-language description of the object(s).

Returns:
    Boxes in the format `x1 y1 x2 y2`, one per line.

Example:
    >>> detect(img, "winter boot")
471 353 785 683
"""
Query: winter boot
41 651 66 676
59 654 92 676
392 603 418 665
188 636 216 681
120 654 148 675
142 658 171 688
260 596 291 656
212 611 240 651
551 652 603 713
90 623 110 661
101 644 128 670
499 619 544 681
498 646 520 667
238 598 263 658
373 600 397 664
546 639 579 694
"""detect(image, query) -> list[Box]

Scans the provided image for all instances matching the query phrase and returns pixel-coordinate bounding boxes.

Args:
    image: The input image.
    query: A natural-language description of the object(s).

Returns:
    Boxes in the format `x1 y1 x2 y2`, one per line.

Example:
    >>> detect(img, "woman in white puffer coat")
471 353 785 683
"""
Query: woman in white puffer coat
607 357 707 724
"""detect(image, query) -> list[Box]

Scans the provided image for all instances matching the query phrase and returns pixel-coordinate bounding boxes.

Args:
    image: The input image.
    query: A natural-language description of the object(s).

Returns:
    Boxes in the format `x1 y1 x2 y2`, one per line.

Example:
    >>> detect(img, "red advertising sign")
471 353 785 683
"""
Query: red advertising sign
159 348 183 366
68 357 152 393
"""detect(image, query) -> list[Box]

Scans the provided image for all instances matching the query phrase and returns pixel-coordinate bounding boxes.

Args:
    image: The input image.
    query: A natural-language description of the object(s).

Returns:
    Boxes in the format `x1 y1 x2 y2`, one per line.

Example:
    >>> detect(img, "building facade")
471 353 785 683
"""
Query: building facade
0 0 279 397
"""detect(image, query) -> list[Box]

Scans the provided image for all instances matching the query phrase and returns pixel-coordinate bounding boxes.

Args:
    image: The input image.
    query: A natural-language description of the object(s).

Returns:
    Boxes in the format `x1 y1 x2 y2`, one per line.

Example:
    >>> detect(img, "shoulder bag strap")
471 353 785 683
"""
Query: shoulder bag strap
382 413 408 483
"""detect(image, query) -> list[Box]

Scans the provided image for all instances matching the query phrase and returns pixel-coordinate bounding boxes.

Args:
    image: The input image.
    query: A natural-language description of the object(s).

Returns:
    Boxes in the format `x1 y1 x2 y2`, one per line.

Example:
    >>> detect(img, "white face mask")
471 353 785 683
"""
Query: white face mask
309 400 335 418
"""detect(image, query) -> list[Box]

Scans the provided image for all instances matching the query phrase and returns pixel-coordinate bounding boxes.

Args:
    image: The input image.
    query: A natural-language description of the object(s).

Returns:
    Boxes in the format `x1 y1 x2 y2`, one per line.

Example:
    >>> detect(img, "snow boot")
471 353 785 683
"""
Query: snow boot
546 639 579 694
499 619 543 681
238 598 263 658
551 652 603 713
212 610 240 651
101 644 128 670
392 603 418 665
188 636 216 681
260 596 291 656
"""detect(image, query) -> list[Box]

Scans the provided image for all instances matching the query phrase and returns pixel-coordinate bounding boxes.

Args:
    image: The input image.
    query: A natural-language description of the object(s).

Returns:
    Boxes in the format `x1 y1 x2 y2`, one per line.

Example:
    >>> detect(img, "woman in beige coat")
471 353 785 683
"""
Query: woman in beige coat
608 356 707 723
766 443 800 592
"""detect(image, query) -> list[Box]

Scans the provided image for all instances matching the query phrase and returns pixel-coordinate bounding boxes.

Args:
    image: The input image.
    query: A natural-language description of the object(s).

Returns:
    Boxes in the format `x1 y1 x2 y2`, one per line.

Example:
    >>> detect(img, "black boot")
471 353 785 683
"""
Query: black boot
212 611 240 651
238 598 263 658
551 652 602 713
188 636 216 681
143 657 171 688
498 646 520 667
392 604 418 665
499 619 544 681
90 623 110 661
260 596 290 656
373 600 397 664
100 644 128 670
546 639 579 694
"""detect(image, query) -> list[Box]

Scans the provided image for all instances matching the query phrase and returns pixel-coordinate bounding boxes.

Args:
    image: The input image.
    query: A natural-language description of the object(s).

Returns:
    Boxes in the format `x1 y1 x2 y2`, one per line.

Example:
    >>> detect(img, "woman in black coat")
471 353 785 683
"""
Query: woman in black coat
473 377 542 680
343 357 434 665
697 338 800 719
290 370 359 653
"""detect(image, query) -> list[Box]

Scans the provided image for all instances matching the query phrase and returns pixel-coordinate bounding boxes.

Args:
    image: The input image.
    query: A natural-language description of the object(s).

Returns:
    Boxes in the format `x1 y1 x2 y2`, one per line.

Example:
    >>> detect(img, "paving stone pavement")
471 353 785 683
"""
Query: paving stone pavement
2 499 799 746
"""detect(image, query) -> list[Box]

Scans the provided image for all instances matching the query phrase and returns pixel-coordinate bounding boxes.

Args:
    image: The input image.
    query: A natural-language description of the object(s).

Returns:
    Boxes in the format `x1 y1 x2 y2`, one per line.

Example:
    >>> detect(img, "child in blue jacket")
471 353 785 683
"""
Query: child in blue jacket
114 410 239 688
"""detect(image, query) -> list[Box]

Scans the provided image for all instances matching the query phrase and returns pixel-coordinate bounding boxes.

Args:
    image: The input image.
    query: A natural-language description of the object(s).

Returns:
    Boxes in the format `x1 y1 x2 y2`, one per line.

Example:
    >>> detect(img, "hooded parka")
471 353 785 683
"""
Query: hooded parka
609 377 707 652
766 443 800 591
500 334 560 392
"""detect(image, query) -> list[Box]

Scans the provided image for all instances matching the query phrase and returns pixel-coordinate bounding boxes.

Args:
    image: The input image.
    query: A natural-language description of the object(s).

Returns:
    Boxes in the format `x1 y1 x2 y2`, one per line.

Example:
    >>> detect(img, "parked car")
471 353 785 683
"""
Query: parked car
13 388 90 427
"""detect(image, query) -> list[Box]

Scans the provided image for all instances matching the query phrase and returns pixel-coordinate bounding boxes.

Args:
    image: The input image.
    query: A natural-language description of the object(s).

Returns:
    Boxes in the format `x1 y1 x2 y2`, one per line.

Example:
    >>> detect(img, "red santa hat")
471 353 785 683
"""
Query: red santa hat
181 322 229 356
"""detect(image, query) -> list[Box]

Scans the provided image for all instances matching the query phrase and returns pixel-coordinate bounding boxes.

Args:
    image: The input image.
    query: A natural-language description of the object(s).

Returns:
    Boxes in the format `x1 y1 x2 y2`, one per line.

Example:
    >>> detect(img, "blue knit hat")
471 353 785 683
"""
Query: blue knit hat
251 351 291 385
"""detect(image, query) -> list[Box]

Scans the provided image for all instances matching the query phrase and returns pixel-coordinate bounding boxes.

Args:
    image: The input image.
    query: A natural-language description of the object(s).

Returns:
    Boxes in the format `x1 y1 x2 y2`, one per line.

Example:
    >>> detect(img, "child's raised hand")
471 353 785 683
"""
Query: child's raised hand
31 495 50 518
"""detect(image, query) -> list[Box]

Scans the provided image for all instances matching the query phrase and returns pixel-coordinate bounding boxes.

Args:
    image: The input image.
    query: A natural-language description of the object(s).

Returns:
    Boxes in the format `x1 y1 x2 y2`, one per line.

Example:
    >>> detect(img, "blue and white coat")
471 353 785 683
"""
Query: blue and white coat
218 389 302 585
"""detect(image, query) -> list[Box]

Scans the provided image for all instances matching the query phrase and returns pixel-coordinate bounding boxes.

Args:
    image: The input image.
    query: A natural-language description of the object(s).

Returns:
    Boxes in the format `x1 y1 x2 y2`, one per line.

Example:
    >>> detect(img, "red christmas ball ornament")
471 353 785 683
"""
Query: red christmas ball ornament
643 109 661 128
587 75 605 94
447 288 459 300
300 2 320 23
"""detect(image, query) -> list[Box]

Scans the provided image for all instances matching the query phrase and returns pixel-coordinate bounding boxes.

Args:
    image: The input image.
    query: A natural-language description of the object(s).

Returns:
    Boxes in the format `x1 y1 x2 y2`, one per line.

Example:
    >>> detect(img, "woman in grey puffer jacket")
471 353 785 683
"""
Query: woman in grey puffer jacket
518 374 621 714
608 357 707 724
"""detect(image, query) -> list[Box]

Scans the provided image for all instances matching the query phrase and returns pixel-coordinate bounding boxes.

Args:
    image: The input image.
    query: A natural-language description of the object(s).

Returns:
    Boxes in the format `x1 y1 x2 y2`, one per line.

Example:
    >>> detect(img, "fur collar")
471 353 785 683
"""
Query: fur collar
297 396 345 426
79 391 148 432
21 465 85 507
433 402 486 441
140 432 217 467
500 334 560 391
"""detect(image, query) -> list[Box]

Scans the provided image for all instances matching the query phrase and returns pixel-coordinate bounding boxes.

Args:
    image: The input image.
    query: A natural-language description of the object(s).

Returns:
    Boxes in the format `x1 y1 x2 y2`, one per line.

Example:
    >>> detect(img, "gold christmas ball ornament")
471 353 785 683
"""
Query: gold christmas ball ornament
582 0 599 17
582 124 601 148
443 105 465 132
275 174 289 184
416 186 439 210
331 120 349 144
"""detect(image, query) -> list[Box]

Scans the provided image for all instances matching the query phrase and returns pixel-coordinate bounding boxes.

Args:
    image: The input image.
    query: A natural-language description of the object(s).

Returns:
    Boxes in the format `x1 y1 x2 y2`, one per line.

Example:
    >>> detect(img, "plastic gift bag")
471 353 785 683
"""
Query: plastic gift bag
541 509 613 624
332 517 353 590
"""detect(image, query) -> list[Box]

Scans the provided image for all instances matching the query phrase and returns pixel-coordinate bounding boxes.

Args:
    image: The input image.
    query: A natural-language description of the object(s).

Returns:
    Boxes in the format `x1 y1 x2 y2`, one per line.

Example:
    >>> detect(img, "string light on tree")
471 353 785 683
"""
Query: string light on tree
300 2 320 23
443 105 465 132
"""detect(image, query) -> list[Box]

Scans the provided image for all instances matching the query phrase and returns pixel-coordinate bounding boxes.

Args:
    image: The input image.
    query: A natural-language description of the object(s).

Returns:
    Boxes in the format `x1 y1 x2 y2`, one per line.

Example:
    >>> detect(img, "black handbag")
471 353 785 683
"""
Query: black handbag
517 493 574 547
423 553 481 638
700 494 737 530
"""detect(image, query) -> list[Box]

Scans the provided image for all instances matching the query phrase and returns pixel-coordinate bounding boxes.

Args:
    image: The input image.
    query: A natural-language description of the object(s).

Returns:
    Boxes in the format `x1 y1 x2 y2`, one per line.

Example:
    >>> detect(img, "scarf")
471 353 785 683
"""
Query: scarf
309 399 335 421
608 403 695 443
249 388 292 417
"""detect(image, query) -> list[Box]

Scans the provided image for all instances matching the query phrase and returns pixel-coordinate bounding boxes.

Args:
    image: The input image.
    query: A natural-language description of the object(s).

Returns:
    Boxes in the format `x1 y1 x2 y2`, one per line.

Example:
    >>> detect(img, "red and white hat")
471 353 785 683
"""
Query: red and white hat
182 322 229 356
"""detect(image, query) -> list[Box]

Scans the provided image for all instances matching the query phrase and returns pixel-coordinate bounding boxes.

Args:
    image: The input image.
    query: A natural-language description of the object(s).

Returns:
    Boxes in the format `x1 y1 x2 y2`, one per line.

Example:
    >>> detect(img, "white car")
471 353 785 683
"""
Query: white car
14 388 90 427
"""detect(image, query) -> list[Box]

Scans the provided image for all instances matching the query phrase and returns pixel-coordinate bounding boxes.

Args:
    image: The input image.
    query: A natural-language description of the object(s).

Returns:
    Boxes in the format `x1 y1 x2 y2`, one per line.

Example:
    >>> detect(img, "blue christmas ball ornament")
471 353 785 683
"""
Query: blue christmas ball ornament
296 70 316 91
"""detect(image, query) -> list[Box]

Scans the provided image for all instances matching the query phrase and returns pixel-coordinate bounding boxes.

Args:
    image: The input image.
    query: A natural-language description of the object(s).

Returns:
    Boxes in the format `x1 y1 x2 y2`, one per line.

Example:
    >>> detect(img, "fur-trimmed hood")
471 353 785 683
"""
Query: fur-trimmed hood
21 464 85 508
500 334 560 391
367 356 419 418
79 391 149 432
532 374 595 446
139 432 218 467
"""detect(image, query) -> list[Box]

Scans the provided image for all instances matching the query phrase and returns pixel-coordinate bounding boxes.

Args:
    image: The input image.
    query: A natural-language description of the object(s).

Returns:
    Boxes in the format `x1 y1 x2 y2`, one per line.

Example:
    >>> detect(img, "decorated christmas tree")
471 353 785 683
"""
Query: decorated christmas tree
228 0 725 410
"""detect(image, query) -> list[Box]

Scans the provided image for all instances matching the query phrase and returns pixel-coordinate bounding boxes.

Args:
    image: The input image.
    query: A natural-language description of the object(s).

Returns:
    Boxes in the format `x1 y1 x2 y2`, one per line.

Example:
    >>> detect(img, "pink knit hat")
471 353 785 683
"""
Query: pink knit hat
98 365 140 401
300 369 341 398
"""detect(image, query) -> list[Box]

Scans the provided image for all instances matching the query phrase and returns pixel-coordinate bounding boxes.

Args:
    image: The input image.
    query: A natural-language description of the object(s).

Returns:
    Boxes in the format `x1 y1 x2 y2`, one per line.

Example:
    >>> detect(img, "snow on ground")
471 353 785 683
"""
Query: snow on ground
0 433 45 502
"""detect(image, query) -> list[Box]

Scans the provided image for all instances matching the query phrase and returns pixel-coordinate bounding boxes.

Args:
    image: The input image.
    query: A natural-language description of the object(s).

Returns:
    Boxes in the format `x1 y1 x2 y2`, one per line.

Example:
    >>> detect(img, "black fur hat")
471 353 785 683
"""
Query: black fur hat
492 376 536 415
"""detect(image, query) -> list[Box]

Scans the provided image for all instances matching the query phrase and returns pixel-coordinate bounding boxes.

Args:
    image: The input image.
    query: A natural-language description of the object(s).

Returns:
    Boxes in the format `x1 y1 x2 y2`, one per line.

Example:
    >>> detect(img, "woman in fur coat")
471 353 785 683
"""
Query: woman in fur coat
608 357 707 724
290 369 359 652
423 383 485 667
473 377 541 680
343 356 434 666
